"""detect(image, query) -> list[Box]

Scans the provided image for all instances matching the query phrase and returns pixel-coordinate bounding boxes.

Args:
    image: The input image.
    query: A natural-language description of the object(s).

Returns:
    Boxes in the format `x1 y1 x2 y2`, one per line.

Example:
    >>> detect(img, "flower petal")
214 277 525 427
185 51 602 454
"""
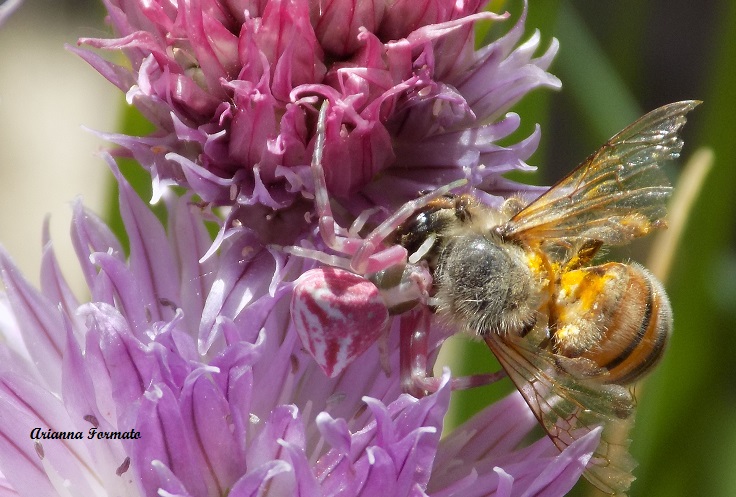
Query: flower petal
228 460 292 497
40 219 81 334
0 0 23 27
315 0 385 56
110 156 181 324
246 405 307 495
180 367 246 493
70 199 124 291
0 372 100 497
277 439 322 496
518 428 600 497
166 193 218 334
0 248 64 392
133 383 209 497
198 235 277 353
428 392 538 493
316 372 451 494
80 302 157 409
256 0 326 101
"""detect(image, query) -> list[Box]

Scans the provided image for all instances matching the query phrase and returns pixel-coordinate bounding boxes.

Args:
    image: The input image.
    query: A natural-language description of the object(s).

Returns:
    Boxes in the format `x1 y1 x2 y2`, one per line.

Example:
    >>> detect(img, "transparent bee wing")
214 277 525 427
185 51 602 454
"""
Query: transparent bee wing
500 101 700 247
484 332 638 496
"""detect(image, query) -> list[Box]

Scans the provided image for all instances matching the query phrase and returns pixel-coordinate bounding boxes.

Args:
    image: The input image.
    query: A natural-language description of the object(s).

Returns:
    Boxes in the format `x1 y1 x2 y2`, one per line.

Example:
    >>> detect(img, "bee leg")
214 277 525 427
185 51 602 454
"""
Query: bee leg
562 239 604 271
448 371 507 390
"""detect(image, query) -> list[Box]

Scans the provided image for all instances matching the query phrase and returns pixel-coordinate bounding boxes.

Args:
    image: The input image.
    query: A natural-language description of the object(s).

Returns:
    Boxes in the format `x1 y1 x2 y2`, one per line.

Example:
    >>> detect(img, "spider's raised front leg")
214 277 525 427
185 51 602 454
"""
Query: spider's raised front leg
290 101 490 391
302 101 464 274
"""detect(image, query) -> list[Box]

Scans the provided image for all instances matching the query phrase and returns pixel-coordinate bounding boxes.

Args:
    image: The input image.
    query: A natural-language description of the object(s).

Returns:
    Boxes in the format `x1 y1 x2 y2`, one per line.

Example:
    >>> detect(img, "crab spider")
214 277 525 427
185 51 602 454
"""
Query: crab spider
284 102 503 396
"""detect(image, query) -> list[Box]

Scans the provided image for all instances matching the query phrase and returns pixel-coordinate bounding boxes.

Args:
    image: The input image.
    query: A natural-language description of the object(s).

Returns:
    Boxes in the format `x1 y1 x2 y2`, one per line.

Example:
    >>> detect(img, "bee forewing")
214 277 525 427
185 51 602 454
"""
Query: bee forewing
484 332 638 495
501 101 701 249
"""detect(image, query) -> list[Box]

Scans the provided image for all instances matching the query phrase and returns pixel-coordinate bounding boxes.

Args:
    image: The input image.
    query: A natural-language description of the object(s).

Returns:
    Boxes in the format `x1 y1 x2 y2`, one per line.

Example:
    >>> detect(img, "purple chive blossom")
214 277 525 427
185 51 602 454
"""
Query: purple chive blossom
0 160 596 496
73 0 558 245
0 0 597 493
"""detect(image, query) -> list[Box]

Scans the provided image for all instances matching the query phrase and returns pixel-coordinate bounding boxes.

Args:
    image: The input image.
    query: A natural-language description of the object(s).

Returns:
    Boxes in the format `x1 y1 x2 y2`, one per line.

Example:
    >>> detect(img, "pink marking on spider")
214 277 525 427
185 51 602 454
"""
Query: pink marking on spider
292 267 389 378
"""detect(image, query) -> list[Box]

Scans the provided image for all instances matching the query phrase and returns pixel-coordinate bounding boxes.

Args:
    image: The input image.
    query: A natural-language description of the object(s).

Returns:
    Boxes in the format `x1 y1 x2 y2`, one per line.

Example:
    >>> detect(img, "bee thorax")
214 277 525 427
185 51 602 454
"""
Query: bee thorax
434 235 537 336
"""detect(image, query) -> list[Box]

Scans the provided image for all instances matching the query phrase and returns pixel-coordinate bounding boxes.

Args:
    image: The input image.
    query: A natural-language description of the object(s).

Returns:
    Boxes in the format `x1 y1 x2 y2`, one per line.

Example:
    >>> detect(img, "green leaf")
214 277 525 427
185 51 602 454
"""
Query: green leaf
554 1 640 140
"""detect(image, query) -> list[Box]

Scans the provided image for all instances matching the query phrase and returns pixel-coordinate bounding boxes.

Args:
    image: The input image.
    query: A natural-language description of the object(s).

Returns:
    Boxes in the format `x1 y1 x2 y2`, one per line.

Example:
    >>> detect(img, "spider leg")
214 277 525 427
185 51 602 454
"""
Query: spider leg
278 244 352 271
399 308 431 398
309 101 362 255
398 307 507 397
309 101 388 260
351 178 467 274
349 206 382 237
311 101 467 274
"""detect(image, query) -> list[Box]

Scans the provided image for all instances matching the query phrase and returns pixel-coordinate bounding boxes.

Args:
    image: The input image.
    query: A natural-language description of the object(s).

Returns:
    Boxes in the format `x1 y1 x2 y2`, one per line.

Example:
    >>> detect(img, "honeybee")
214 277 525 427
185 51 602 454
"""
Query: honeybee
390 100 700 494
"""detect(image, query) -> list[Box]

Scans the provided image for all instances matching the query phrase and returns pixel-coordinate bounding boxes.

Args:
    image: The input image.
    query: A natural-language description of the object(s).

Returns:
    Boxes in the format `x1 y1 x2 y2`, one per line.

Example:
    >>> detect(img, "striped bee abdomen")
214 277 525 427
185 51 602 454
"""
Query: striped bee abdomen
552 262 672 384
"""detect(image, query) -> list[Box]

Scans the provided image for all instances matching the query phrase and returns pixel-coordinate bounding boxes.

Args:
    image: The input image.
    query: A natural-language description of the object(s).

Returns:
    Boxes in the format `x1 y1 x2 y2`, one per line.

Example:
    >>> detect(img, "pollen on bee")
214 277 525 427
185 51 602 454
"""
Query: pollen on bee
620 213 652 236
556 324 580 341
525 251 547 275
561 270 586 288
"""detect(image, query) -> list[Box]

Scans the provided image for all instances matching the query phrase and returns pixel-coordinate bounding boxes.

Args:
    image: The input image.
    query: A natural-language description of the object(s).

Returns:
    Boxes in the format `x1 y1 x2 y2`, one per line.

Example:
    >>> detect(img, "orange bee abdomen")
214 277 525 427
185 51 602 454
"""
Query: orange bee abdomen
552 263 672 385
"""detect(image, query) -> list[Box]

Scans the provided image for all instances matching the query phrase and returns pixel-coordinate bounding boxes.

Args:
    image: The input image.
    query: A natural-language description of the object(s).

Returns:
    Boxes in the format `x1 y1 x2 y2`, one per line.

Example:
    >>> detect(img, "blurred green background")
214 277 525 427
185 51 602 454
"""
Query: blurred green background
2 0 734 496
